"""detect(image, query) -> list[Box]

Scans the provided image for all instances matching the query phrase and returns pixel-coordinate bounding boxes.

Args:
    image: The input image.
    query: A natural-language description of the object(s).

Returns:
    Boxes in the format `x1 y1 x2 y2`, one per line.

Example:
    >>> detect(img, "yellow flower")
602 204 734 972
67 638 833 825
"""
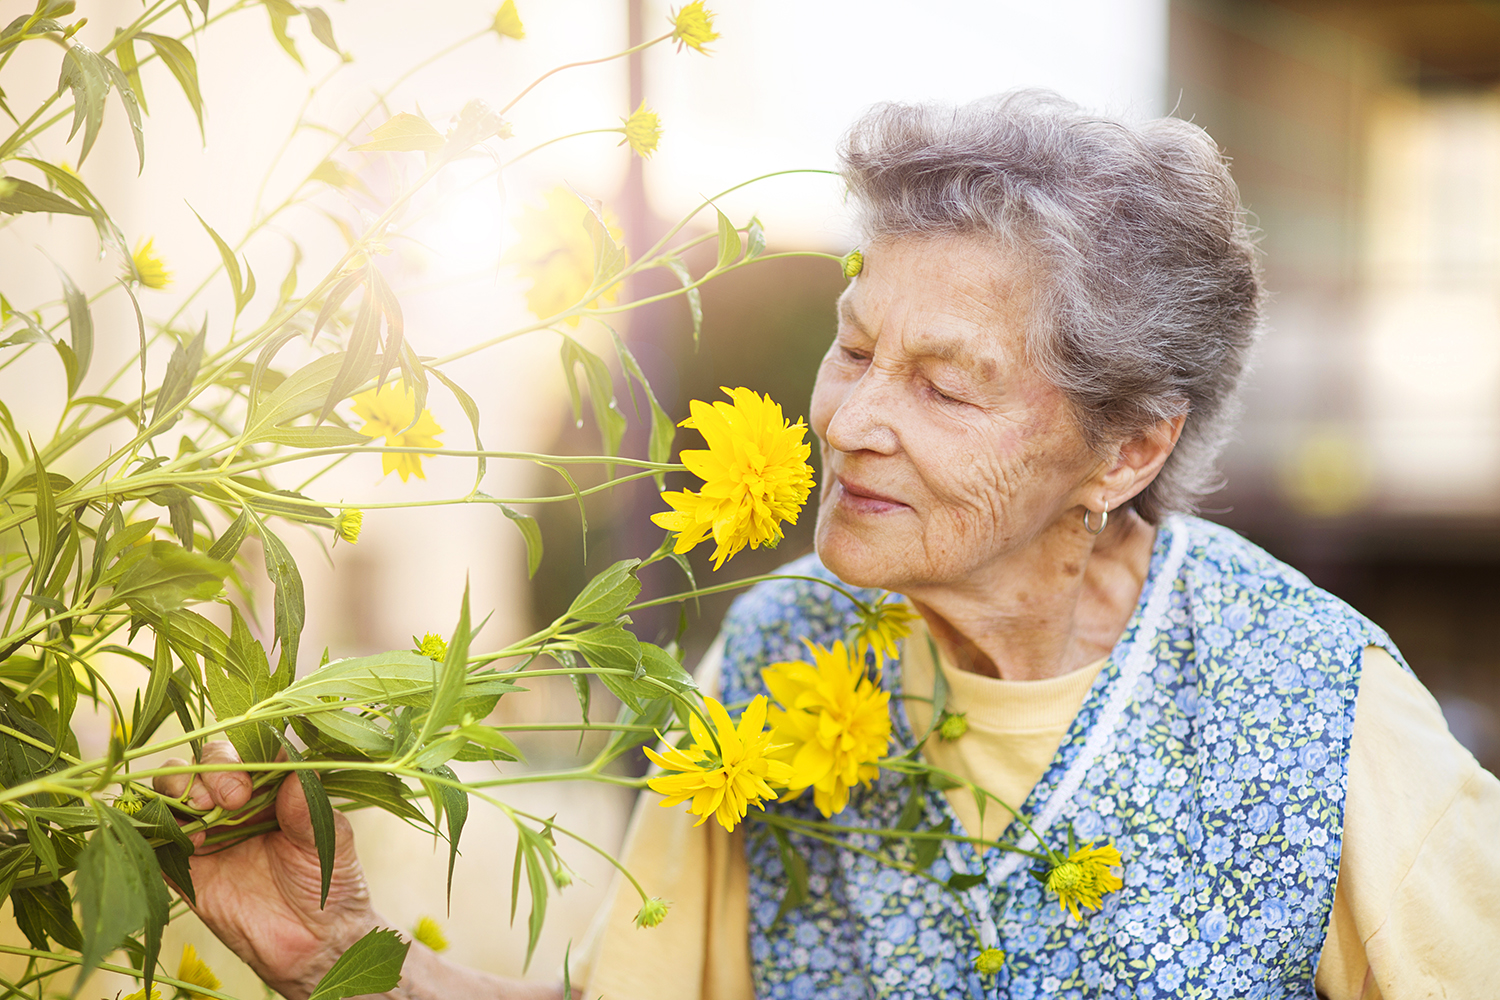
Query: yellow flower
841 249 863 278
763 640 891 818
176 943 221 999
669 1 720 53
1045 841 1124 920
131 237 172 289
492 0 524 39
973 947 1006 975
502 186 623 325
413 632 448 660
413 915 448 952
110 715 131 746
352 380 444 482
644 695 793 832
620 101 661 158
850 596 917 669
650 387 815 570
937 710 969 741
334 509 362 544
121 990 162 1000
634 896 670 928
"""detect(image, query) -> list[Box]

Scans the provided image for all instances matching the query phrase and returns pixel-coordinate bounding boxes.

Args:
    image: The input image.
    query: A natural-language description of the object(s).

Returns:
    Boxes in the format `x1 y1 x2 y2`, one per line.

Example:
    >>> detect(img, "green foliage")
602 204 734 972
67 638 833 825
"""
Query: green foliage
0 1 848 996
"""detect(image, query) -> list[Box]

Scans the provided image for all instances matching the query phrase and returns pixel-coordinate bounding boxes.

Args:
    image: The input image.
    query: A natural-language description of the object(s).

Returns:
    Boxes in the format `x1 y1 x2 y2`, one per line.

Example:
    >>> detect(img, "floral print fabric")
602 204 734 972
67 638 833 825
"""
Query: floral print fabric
718 515 1405 999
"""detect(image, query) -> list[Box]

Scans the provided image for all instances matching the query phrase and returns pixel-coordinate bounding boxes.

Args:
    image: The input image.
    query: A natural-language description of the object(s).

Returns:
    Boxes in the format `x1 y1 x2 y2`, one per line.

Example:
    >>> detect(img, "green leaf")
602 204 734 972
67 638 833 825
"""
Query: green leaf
17 157 125 249
300 5 339 53
99 53 144 171
0 176 89 216
351 112 443 152
192 208 248 316
206 508 252 561
573 623 646 711
114 30 146 114
56 43 109 165
663 257 702 346
429 762 467 907
947 872 985 891
200 606 279 763
24 813 59 879
306 927 410 1000
714 208 742 272
53 265 92 396
419 581 472 748
772 827 808 923
139 32 203 140
578 189 627 294
498 503 542 578
99 808 171 992
10 882 81 951
559 334 626 455
261 0 304 67
428 368 485 493
247 351 380 440
132 797 195 905
318 769 432 829
28 438 59 586
252 514 305 685
365 265 404 392
745 214 766 260
912 818 950 870
283 651 518 705
318 291 380 423
272 732 336 906
566 559 641 623
135 628 175 747
260 424 371 449
149 319 206 439
105 540 229 614
301 709 392 754
607 326 674 480
637 642 696 695
75 810 157 990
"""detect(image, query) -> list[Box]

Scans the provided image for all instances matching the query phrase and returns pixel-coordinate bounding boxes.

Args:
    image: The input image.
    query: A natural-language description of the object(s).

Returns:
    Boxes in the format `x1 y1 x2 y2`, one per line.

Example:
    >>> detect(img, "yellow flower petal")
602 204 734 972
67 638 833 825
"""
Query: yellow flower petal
351 380 444 482
1045 841 1125 920
492 0 524 39
413 914 449 952
176 943 221 1000
620 101 661 158
130 237 173 289
669 1 720 54
646 695 788 832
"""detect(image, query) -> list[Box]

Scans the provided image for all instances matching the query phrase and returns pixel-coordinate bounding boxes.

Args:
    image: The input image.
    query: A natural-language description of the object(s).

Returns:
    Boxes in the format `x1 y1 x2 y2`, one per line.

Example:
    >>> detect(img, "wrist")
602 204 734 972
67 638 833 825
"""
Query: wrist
265 910 385 1000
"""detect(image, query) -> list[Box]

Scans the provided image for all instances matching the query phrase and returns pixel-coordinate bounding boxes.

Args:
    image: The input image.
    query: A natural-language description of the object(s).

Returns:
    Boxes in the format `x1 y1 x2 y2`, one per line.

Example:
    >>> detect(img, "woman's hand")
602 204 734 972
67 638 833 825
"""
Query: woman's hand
153 741 379 999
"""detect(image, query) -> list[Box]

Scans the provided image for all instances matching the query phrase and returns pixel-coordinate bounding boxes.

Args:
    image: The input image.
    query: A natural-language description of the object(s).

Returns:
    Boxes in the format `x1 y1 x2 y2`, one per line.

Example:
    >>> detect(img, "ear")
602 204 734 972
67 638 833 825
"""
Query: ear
1094 413 1187 511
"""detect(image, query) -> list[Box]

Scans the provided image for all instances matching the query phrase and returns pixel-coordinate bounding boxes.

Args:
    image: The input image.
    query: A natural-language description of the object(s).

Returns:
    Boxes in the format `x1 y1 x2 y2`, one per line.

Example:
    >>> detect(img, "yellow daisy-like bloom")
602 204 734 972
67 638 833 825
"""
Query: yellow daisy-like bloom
413 915 449 952
651 387 816 570
842 249 863 278
492 0 524 39
620 101 661 158
669 1 720 53
850 596 917 669
121 990 162 1000
176 943 221 999
763 640 891 818
973 947 1006 976
334 509 362 544
1045 841 1125 920
131 237 172 289
502 186 623 326
352 380 444 482
644 695 793 832
413 632 448 660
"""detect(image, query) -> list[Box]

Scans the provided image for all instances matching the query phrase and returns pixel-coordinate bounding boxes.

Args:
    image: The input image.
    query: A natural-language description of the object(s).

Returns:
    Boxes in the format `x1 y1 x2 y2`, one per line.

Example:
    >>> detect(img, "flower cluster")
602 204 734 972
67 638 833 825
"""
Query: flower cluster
763 640 891 818
652 387 815 570
645 695 793 831
352 380 445 482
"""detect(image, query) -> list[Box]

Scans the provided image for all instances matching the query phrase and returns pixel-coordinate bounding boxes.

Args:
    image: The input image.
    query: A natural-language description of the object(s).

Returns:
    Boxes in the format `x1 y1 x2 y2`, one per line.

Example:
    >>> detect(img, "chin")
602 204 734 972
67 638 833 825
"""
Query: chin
814 516 906 591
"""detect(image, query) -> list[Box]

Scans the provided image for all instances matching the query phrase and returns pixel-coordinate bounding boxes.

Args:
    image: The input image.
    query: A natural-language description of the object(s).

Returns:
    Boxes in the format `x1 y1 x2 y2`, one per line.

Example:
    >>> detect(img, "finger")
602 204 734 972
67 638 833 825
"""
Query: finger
152 758 192 799
274 771 356 862
198 740 253 811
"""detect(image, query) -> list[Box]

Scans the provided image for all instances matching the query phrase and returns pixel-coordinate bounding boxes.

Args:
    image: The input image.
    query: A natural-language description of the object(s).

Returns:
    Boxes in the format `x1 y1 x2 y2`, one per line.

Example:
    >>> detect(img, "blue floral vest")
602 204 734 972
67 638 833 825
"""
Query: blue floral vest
717 515 1406 1000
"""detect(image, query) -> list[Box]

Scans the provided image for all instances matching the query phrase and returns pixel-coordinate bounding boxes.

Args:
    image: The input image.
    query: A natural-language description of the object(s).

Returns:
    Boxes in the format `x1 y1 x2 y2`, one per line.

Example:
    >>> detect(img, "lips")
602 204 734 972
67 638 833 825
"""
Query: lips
836 476 907 509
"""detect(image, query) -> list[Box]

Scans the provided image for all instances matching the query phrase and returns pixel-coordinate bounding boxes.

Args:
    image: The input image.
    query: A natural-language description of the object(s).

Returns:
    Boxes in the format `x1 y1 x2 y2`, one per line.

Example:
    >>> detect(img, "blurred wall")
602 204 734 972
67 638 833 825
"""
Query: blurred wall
1171 0 1500 772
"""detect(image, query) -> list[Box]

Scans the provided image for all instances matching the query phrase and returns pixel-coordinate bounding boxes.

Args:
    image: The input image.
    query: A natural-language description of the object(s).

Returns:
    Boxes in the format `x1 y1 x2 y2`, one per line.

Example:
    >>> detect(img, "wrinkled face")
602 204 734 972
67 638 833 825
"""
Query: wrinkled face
810 237 1102 592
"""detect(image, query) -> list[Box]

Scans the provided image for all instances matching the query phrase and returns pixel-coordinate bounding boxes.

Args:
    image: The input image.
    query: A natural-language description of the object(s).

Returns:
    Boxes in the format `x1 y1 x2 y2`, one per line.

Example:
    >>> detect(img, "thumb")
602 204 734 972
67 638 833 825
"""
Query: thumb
273 770 358 864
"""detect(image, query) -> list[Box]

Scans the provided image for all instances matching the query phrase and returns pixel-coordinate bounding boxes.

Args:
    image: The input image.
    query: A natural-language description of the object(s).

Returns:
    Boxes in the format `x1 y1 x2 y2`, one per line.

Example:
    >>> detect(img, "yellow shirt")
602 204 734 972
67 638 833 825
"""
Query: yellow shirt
580 624 1500 1000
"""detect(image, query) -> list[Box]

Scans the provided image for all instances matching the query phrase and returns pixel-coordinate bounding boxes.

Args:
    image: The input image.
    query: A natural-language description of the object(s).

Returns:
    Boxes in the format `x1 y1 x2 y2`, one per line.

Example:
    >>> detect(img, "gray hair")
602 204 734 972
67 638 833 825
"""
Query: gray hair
838 91 1263 522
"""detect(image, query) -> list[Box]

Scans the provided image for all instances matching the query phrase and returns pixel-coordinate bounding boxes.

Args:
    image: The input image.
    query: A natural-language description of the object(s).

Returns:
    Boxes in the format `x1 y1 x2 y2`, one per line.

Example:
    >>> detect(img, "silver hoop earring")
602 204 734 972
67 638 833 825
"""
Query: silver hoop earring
1083 505 1109 536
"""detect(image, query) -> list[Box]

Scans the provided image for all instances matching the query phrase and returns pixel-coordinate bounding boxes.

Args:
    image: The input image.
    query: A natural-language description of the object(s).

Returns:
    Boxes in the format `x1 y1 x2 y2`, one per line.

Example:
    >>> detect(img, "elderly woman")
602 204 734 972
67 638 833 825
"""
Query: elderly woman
163 93 1500 999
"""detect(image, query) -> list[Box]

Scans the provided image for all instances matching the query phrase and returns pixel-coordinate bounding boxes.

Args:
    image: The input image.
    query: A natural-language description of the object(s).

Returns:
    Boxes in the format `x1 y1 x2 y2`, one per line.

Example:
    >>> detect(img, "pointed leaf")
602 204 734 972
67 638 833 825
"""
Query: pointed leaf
252 515 305 687
351 112 443 152
499 503 541 578
56 44 109 165
300 5 339 53
192 208 245 315
566 559 641 623
140 32 203 139
0 176 89 216
306 927 410 1000
272 732 335 906
99 55 144 171
663 257 702 346
430 763 467 908
148 319 206 438
713 208 741 271
53 265 92 395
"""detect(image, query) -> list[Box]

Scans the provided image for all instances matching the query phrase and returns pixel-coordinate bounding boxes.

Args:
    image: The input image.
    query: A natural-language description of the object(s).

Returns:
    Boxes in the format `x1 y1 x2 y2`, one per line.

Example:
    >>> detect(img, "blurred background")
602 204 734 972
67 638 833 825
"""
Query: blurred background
2 0 1498 993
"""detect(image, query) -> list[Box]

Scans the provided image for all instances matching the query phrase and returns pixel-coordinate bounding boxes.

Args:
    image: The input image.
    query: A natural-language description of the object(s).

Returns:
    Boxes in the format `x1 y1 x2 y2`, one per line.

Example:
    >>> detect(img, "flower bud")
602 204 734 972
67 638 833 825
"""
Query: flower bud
937 711 968 741
842 249 864 278
335 509 363 544
973 947 1006 976
634 896 670 928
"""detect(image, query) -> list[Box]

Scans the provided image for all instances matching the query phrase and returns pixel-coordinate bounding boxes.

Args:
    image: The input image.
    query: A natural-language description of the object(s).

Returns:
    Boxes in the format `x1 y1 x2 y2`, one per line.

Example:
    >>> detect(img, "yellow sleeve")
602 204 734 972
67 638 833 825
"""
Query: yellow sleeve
577 637 755 1000
1315 646 1500 999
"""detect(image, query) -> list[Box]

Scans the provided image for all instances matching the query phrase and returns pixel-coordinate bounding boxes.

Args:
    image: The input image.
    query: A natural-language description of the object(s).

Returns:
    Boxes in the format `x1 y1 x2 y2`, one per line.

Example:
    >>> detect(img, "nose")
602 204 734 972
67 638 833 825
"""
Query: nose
823 368 900 456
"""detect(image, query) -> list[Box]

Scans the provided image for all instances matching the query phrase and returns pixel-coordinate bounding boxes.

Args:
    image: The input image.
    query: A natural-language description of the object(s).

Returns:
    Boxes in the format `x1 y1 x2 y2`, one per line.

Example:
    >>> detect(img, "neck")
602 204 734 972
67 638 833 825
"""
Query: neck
907 509 1158 682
